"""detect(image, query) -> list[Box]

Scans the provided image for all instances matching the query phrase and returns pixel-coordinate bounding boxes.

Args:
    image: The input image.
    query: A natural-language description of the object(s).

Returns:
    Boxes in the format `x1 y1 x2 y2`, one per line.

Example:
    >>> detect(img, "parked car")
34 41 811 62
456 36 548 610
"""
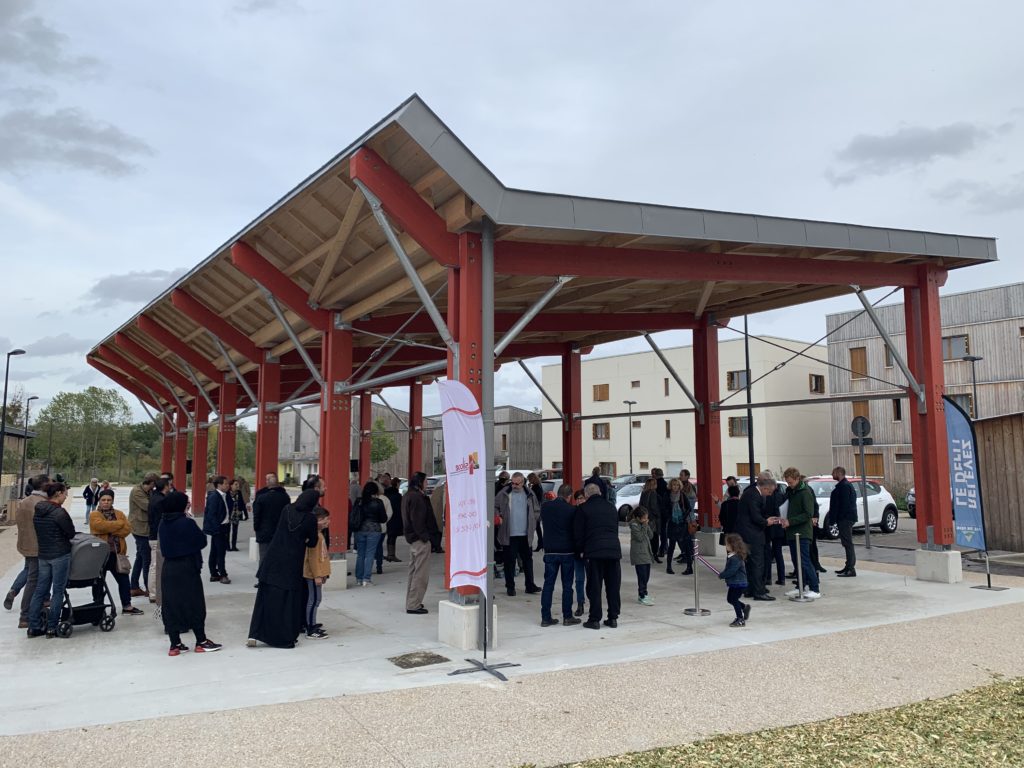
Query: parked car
806 476 900 537
537 468 563 481
424 475 445 496
615 482 644 521
540 480 558 501
611 473 652 491
907 486 916 518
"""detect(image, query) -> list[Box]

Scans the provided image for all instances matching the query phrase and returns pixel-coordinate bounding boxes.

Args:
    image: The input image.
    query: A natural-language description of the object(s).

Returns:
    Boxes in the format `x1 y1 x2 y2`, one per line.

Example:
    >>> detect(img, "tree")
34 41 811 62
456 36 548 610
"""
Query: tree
370 418 398 465
28 387 133 483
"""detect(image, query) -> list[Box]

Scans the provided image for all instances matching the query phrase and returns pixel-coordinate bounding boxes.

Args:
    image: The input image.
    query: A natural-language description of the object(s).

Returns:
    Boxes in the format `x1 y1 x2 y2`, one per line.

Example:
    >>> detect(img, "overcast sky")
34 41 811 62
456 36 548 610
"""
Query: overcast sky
2 0 1022 422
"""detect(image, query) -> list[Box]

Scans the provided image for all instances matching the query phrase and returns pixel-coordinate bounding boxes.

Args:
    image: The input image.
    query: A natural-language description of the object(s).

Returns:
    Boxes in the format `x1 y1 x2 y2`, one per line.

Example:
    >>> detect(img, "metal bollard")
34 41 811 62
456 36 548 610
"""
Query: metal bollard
683 537 710 617
789 532 814 603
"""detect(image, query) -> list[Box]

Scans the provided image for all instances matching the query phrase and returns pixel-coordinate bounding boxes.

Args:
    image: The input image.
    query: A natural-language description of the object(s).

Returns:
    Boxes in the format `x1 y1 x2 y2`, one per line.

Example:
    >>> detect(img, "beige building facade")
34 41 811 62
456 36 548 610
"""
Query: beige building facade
540 337 831 482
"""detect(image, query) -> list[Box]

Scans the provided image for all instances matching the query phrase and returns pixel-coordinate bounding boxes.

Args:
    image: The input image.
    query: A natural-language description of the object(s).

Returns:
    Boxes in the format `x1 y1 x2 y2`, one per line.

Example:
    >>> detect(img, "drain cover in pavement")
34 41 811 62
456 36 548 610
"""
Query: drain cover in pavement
388 651 451 669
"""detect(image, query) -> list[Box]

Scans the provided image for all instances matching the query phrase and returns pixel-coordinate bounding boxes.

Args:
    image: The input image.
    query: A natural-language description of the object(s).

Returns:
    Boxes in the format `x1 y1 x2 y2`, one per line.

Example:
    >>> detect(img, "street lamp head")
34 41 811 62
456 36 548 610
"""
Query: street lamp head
27 395 39 403
623 399 637 406
963 355 983 363
8 349 25 357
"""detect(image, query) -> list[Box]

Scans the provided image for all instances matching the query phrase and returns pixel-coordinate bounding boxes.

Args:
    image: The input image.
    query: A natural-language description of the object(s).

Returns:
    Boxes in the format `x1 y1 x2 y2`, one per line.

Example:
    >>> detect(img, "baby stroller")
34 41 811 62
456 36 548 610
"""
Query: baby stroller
55 534 117 638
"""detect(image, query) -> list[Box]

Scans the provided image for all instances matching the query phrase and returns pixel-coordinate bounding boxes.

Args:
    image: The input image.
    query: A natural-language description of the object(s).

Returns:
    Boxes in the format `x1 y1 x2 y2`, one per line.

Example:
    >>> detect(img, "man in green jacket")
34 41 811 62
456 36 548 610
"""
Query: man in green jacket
779 467 820 598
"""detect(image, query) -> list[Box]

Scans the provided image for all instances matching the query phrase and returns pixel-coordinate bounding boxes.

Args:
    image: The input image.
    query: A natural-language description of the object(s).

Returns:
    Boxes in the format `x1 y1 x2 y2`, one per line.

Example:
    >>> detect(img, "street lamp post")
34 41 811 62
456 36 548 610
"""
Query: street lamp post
19 395 38 496
623 399 637 475
45 420 54 477
963 354 983 419
0 348 27 487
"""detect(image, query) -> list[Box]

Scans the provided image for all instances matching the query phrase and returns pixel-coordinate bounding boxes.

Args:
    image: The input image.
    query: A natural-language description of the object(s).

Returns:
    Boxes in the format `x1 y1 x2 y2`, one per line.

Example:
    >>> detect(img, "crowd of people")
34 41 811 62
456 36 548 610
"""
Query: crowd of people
3 460 859 649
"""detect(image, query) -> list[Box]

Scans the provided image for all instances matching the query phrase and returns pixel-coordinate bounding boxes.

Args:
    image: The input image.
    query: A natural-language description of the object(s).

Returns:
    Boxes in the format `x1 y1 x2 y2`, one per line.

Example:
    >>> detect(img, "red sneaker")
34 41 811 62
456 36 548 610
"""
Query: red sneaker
195 640 223 653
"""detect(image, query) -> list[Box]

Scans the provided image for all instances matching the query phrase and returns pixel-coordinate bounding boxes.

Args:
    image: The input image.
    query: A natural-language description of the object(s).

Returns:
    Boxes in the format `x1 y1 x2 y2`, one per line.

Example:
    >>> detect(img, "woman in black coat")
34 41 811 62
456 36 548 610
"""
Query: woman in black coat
247 489 320 648
159 492 221 655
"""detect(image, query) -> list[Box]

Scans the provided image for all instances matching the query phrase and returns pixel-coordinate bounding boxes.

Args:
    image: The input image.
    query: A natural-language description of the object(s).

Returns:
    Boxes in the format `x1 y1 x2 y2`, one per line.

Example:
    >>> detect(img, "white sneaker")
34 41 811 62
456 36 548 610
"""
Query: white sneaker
803 590 821 599
785 588 802 597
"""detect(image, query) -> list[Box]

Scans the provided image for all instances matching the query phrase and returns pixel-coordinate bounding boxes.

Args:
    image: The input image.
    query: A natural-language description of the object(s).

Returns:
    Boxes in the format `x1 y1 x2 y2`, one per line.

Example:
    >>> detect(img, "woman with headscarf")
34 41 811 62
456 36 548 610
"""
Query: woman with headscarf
158 491 221 655
246 489 320 648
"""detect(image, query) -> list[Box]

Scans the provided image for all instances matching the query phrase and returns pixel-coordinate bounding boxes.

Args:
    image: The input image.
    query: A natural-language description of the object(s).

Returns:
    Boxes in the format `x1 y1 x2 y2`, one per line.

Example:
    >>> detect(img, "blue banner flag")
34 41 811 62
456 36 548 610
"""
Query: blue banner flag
943 396 986 550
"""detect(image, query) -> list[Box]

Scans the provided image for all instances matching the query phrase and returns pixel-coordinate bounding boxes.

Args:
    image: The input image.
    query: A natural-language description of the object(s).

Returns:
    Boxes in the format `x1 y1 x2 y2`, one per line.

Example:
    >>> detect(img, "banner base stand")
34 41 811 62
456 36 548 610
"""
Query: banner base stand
448 658 520 682
971 585 1008 591
683 608 710 616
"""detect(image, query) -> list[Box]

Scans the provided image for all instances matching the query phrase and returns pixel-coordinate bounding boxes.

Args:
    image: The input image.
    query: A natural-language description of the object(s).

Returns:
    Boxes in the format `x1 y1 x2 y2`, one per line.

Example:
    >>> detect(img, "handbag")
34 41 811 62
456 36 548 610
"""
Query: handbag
116 553 131 574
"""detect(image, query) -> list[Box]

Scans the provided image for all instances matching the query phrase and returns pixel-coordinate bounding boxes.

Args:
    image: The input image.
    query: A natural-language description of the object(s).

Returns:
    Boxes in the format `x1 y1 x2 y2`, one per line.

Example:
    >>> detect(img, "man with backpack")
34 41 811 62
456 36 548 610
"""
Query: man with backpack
401 473 432 614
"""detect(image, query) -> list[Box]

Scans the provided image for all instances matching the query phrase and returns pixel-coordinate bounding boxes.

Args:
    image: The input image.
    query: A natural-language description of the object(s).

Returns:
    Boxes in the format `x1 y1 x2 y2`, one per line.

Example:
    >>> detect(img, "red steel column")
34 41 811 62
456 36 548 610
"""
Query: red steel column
408 381 423 477
320 321 352 553
561 344 583 491
173 409 188 491
217 379 237 478
904 266 954 546
693 318 723 527
161 431 173 473
457 234 483 403
359 392 372 483
191 395 210 516
255 359 280 484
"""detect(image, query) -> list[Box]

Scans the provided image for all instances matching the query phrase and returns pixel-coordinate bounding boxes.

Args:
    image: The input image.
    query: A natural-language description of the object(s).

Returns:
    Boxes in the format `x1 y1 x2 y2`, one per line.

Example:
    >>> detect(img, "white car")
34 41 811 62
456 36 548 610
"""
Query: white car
806 476 900 537
615 483 644 521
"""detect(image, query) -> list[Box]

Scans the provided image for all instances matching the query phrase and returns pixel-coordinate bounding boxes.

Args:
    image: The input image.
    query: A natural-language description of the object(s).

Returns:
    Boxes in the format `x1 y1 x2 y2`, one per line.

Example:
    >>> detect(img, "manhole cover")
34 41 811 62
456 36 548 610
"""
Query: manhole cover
388 651 450 669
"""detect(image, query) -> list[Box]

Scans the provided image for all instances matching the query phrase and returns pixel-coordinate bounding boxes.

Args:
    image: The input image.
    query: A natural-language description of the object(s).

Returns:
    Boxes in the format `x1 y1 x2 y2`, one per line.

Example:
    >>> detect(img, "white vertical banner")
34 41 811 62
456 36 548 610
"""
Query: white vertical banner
438 380 489 596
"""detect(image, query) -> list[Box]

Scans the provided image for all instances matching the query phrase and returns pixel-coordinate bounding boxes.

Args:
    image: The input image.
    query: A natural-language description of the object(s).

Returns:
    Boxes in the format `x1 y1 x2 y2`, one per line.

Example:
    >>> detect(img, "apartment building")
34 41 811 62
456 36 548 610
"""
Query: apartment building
540 337 831 480
826 283 1024 490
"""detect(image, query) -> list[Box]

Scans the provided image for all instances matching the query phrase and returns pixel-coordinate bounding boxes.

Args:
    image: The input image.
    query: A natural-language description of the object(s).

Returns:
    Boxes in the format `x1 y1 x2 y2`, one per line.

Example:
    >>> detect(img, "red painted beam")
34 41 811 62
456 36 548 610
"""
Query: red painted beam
494 241 920 287
136 315 224 384
354 311 699 336
231 242 330 330
171 289 264 364
95 345 182 408
114 333 194 394
350 147 459 266
88 357 162 410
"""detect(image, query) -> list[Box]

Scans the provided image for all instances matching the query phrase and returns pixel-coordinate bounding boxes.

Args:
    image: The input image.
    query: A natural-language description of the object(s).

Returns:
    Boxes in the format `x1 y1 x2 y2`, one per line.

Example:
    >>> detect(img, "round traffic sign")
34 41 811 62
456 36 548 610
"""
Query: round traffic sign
851 415 871 437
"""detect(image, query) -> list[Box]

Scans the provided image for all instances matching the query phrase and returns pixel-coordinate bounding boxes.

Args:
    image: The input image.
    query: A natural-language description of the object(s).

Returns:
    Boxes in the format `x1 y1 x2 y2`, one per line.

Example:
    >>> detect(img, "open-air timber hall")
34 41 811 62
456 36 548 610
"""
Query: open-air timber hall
88 95 997 583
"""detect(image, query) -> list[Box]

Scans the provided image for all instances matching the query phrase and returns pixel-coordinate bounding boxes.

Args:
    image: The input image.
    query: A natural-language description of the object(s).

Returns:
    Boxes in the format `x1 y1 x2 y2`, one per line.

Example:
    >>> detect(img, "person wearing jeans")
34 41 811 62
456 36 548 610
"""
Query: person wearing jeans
538 484 582 627
27 482 76 638
5 474 47 629
128 474 156 597
778 468 820 597
353 481 387 586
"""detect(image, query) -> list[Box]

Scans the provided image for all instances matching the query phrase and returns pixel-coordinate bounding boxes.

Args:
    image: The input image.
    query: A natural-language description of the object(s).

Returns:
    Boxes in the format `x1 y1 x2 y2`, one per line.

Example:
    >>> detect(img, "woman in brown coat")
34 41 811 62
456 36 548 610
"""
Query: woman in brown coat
89 490 144 615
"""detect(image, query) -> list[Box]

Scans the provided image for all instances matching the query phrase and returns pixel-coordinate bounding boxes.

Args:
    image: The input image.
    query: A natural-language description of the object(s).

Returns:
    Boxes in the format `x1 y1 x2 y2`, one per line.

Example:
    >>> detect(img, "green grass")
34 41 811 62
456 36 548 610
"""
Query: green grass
545 677 1024 768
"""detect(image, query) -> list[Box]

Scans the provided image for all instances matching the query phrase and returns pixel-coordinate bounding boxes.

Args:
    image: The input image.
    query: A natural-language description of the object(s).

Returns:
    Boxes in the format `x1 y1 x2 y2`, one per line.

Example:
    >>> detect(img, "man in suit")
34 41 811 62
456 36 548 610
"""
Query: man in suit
203 475 232 584
575 483 622 629
830 466 859 577
735 476 776 601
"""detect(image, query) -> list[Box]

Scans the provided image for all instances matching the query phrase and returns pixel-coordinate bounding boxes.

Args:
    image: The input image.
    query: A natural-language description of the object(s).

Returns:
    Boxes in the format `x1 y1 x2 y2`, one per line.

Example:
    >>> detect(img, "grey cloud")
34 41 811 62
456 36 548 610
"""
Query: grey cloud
25 332 93 357
82 268 187 306
0 0 100 78
9 366 70 382
827 122 999 185
233 0 302 13
932 172 1024 214
0 107 154 176
0 85 55 103
64 369 101 385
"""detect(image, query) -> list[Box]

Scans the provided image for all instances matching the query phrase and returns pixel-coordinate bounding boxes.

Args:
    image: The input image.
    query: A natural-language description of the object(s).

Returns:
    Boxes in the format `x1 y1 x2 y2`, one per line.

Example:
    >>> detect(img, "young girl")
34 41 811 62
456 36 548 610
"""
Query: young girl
303 508 331 639
719 533 750 627
629 506 655 605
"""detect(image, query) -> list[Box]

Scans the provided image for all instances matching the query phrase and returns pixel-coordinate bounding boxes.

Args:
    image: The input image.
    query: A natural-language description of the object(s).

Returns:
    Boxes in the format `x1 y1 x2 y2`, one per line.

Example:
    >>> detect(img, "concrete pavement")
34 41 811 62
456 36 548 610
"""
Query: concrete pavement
0 488 1021 767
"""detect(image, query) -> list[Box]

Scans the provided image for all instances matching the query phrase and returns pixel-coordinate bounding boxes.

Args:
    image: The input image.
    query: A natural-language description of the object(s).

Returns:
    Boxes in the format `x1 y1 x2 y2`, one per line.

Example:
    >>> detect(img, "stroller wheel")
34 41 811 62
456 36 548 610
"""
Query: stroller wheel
57 621 73 638
100 615 116 632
